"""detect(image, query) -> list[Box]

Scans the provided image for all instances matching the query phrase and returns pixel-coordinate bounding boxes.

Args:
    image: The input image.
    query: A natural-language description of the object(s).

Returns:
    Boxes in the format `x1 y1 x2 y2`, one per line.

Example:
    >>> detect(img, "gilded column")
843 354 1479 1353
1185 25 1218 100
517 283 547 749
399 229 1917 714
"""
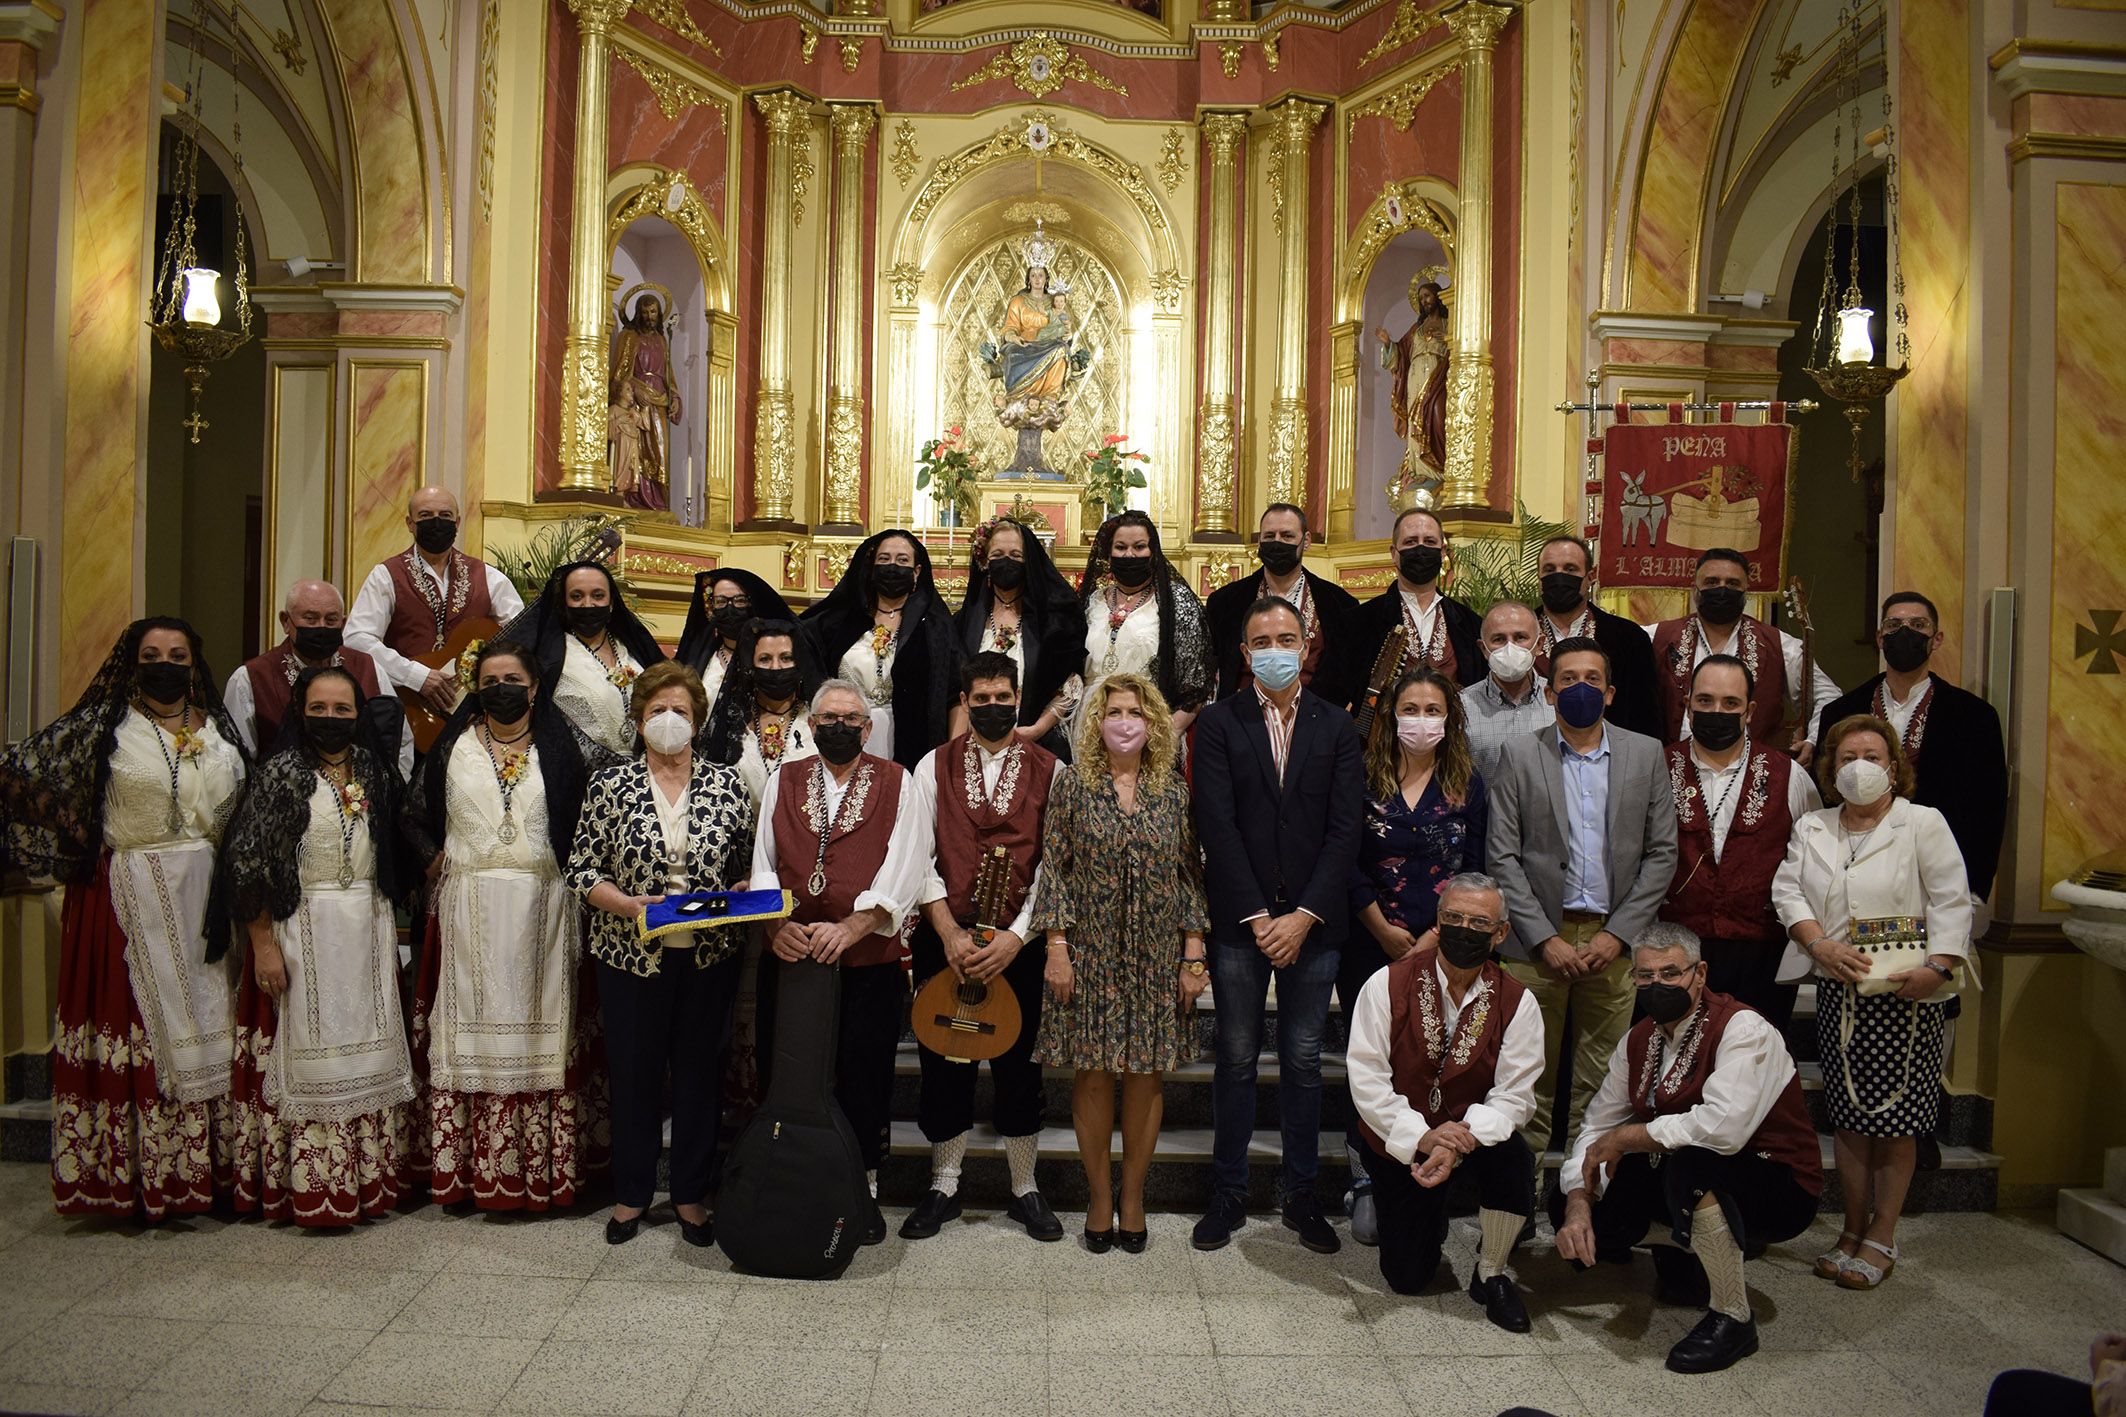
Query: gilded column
822 103 875 532
1195 112 1248 539
1265 99 1325 511
749 90 809 526
557 0 629 493
1439 0 1512 510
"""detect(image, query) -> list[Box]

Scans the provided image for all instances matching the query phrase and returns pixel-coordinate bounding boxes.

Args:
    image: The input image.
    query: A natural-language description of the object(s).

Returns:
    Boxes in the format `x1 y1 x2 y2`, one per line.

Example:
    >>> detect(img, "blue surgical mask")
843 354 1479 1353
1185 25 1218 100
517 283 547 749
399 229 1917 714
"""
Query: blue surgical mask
1556 681 1606 729
1251 647 1302 692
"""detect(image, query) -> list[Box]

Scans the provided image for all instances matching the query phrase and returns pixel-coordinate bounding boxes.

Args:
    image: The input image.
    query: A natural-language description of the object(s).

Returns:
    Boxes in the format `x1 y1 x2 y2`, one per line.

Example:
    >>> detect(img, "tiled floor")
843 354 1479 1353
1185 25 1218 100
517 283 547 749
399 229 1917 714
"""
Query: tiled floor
1 1159 2118 1416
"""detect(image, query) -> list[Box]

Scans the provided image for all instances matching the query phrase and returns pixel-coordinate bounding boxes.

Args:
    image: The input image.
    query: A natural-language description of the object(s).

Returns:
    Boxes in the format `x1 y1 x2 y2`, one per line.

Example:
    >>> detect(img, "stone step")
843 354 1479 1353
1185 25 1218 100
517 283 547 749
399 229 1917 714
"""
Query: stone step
2058 1188 2126 1266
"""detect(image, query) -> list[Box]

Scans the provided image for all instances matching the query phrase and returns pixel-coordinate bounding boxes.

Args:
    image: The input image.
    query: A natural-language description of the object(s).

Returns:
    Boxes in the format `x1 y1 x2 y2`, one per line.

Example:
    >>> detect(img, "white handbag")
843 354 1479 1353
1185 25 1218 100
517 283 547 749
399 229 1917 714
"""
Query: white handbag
1849 916 1960 999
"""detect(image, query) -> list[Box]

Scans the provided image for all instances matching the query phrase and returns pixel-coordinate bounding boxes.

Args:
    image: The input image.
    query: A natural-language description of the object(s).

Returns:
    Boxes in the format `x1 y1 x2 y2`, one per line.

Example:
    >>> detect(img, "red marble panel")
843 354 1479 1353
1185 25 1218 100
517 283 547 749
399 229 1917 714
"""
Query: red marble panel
607 53 729 227
265 310 340 340
2023 92 2126 138
877 46 1193 121
338 310 449 339
1603 337 1705 366
1707 343 1779 374
1344 70 1460 237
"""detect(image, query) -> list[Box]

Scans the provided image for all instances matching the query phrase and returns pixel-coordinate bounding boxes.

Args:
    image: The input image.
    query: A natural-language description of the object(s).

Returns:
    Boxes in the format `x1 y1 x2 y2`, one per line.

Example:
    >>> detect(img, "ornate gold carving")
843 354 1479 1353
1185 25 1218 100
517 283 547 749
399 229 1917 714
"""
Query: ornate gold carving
1351 181 1457 281
622 549 709 576
1158 128 1187 192
1266 399 1309 507
887 263 923 306
560 336 611 479
1266 129 1287 235
838 37 863 73
617 48 722 122
273 27 307 75
1261 34 1281 71
1150 269 1186 315
476 0 499 219
791 141 815 228
1219 41 1244 79
1003 200 1069 225
1568 11 1583 231
1360 0 1443 68
830 103 876 145
632 0 724 58
754 88 810 135
824 397 865 523
891 119 920 187
1346 59 1462 132
1440 353 1492 506
951 33 1127 100
782 540 808 590
825 106 874 526
906 113 1168 239
1442 0 1512 51
753 390 796 520
799 26 819 63
608 169 721 273
1203 111 1247 165
564 0 633 34
818 540 856 588
1198 399 1238 534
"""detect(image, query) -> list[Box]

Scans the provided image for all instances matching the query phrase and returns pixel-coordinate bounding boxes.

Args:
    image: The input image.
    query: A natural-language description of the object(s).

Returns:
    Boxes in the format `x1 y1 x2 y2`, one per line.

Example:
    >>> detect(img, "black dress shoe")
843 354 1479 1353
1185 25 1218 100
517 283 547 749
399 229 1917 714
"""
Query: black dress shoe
1192 1192 1248 1251
1467 1271 1532 1333
605 1213 642 1245
1666 1310 1759 1374
899 1189 962 1240
1281 1194 1342 1255
1083 1226 1115 1254
1652 1246 1712 1308
1006 1191 1065 1242
1115 1226 1148 1254
678 1216 715 1248
861 1200 887 1246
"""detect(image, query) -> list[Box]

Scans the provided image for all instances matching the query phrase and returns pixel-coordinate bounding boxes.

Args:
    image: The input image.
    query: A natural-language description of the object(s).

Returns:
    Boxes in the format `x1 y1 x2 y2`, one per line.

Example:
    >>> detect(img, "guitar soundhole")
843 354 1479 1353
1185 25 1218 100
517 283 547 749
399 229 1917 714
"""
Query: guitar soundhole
956 981 989 1008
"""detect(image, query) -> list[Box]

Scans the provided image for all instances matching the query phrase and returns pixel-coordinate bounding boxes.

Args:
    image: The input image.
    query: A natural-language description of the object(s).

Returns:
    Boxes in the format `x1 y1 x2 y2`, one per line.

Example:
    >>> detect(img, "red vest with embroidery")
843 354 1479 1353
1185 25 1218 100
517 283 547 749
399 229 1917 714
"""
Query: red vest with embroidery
1661 744 1797 944
931 734 1056 929
1651 615 1788 744
1623 990 1823 1193
382 548 496 658
1402 597 1459 684
241 642 384 751
772 754 904 967
1357 949 1526 1158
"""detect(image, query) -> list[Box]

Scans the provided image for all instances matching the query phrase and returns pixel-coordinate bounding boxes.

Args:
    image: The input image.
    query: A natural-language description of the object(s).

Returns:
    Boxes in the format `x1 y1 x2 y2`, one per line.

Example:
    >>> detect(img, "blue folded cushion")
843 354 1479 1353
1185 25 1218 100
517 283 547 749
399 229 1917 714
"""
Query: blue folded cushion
637 889 794 941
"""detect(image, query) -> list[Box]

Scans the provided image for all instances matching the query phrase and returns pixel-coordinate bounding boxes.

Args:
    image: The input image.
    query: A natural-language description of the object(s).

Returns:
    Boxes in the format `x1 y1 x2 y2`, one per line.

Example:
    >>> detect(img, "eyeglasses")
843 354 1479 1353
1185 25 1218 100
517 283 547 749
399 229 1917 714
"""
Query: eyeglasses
1880 617 1934 634
811 712 868 728
1631 965 1696 985
710 596 750 611
1436 910 1500 932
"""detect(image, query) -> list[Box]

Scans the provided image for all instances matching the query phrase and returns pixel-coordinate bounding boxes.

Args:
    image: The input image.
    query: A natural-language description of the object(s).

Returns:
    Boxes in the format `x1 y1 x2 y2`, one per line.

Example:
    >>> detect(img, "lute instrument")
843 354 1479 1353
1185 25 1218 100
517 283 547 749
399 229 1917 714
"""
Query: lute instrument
1782 576 1817 754
910 845 1025 1064
396 617 502 752
1352 624 1410 741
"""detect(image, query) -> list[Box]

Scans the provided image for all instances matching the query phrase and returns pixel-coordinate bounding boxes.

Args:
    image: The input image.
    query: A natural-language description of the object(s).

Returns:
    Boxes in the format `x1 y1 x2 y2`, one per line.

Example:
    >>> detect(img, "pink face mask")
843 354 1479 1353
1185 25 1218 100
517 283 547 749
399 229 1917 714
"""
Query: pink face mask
1102 715 1148 756
1396 714 1447 752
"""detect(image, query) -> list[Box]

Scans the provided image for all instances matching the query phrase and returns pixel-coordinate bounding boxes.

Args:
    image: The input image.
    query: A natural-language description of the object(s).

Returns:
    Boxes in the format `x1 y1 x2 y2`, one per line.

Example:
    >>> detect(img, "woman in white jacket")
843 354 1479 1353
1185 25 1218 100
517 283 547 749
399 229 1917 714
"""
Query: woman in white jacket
1773 714 1973 1292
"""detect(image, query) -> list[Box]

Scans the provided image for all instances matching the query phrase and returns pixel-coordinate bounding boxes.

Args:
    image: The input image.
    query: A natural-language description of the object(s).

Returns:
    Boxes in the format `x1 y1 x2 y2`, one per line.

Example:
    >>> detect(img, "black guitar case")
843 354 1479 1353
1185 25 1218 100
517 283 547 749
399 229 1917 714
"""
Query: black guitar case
716 957 873 1279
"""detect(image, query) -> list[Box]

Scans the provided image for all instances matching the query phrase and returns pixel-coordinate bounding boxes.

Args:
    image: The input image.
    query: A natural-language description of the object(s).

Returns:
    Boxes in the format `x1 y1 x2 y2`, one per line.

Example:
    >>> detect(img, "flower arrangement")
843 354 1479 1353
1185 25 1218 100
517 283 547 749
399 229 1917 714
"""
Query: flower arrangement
493 749 529 787
916 426 985 528
1083 434 1149 521
606 660 639 692
169 724 207 760
337 777 369 821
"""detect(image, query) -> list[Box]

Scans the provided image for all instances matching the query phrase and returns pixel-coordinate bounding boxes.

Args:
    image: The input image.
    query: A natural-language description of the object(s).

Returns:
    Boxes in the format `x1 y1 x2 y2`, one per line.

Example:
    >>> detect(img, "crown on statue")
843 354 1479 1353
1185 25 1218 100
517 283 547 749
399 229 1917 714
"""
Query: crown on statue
1025 218 1056 271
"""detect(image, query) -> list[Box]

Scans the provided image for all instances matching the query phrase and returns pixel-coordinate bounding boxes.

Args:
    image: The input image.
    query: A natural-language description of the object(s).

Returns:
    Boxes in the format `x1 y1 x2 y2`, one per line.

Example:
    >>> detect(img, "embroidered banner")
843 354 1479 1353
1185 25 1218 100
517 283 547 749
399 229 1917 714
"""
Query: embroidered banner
1596 419 1796 591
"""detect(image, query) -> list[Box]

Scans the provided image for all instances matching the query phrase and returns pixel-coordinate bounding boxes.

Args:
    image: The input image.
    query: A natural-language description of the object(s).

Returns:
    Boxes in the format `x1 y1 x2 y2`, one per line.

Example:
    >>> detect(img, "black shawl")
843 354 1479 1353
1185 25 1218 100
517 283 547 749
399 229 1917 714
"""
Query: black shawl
0 617 249 886
1077 511 1212 714
401 695 610 884
495 560 667 711
700 616 819 767
955 517 1083 725
798 529 961 769
675 567 796 677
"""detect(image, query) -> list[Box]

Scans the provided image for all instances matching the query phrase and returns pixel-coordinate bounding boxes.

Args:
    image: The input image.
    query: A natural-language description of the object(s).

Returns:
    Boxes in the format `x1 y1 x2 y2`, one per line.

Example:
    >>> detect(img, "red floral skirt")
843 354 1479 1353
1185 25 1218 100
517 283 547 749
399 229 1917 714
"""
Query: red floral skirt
410 913 610 1212
229 952 414 1228
50 854 235 1220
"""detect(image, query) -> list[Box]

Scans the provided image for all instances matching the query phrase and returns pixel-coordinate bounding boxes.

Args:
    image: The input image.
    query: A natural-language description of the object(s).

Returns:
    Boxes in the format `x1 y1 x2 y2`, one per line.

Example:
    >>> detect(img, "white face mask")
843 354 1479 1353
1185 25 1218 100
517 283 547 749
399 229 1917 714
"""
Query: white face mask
1488 642 1534 682
642 709 694 756
1835 758 1891 806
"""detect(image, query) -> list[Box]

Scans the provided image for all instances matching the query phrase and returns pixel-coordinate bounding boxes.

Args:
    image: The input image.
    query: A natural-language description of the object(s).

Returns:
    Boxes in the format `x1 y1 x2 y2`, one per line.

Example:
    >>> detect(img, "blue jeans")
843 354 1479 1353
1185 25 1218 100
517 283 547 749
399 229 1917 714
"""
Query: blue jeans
1210 933 1340 1200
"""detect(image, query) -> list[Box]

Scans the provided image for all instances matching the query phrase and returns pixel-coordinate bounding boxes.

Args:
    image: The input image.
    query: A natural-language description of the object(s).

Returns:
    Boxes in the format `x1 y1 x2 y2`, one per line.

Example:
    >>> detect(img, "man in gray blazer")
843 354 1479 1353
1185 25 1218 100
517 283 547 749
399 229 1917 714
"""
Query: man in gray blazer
1486 636 1678 1193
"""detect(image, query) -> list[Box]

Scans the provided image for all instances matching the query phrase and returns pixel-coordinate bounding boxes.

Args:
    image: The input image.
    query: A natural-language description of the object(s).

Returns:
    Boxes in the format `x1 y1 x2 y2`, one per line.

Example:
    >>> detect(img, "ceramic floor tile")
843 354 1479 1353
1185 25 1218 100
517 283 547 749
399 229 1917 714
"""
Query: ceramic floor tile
0 1314 213 1391
295 1209 465 1272
1192 1230 1366 1296
866 1352 1043 1417
136 1320 373 1409
549 1280 733 1346
717 1286 893 1351
216 1263 434 1331
1046 1291 1214 1356
109 1388 312 1417
1202 1290 1375 1356
68 1255 244 1322
880 1286 1048 1351
0 1383 120 1416
1044 1353 1234 1417
590 1230 746 1284
1552 1348 1772 1417
498 1339 706 1416
682 1347 876 1417
1216 1355 1414 1417
1387 1355 1584 1417
885 1213 1068 1289
386 1271 585 1340
1733 1349 1939 1417
320 1331 541 1411
441 1212 611 1278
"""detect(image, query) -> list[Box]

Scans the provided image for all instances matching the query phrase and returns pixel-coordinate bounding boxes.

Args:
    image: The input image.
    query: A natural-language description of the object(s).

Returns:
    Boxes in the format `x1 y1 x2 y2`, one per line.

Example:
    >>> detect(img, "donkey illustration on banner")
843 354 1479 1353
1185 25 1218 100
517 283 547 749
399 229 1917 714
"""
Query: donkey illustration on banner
1618 471 1668 546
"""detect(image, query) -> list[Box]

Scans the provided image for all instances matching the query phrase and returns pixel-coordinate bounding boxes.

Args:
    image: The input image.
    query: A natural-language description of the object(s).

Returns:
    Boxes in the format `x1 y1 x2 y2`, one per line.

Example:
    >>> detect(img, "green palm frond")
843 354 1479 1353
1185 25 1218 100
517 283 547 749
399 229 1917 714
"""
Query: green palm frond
1442 499 1574 616
487 514 642 610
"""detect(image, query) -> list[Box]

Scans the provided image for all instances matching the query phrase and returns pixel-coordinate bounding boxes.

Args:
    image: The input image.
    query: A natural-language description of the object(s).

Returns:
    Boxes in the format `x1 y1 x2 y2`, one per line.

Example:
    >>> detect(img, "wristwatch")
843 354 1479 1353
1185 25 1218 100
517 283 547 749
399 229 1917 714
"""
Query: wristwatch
1180 958 1208 977
1924 960 1954 981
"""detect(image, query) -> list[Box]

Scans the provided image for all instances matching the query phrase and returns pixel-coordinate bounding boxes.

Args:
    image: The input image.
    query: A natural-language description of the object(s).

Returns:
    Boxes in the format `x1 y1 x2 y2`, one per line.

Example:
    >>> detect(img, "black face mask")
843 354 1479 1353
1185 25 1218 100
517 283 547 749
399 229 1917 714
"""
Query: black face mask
478 682 530 723
986 557 1027 592
136 660 192 705
1690 709 1744 752
1882 626 1932 674
1540 572 1585 615
1398 545 1443 585
968 702 1019 744
304 715 358 755
1638 981 1695 1026
1437 923 1495 970
565 603 612 638
814 720 864 766
414 517 458 555
753 666 801 702
1697 585 1746 625
1258 540 1303 577
872 563 916 601
711 604 750 640
292 625 343 662
1109 554 1153 590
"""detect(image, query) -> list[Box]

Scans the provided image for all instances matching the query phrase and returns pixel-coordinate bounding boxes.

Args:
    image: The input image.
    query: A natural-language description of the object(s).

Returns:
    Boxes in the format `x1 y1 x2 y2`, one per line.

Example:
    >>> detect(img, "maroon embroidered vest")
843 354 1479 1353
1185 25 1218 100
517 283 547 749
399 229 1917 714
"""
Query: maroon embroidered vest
382 547 496 658
931 734 1056 929
1651 615 1788 744
1402 597 1459 684
771 754 904 967
1661 744 1796 944
1623 990 1823 1195
1357 949 1526 1158
241 642 384 750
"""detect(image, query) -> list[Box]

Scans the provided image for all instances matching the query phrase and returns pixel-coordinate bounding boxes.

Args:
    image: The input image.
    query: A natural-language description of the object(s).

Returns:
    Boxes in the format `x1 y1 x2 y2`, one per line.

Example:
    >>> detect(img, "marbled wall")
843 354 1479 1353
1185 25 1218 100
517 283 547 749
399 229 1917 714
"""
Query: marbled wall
347 362 428 587
1624 0 1757 313
319 0 430 284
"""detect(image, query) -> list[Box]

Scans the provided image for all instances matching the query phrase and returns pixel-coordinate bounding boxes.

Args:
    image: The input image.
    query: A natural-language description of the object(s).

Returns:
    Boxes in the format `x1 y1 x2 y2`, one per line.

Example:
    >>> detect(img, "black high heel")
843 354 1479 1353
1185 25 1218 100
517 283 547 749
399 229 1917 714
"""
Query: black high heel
1116 1227 1148 1254
1082 1226 1115 1254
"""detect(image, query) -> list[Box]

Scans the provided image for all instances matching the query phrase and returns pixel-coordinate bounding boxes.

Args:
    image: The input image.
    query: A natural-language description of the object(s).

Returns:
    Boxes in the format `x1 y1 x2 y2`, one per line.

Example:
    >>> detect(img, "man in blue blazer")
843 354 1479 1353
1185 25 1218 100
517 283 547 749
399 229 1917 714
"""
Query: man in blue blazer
1191 597 1366 1253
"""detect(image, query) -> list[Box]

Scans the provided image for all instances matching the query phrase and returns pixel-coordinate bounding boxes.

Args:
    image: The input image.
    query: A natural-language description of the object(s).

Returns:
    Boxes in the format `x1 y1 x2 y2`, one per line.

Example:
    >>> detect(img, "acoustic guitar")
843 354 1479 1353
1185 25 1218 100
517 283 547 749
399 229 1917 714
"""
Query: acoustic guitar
396 617 502 753
716 956 874 1279
910 845 1024 1064
1352 624 1410 741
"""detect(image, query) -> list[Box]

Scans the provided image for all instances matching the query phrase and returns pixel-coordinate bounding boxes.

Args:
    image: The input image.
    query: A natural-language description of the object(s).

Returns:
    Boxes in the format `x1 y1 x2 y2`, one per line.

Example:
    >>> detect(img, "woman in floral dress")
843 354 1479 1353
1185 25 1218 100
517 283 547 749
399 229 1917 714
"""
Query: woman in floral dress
221 667 416 1226
1032 672 1209 1252
0 617 248 1219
